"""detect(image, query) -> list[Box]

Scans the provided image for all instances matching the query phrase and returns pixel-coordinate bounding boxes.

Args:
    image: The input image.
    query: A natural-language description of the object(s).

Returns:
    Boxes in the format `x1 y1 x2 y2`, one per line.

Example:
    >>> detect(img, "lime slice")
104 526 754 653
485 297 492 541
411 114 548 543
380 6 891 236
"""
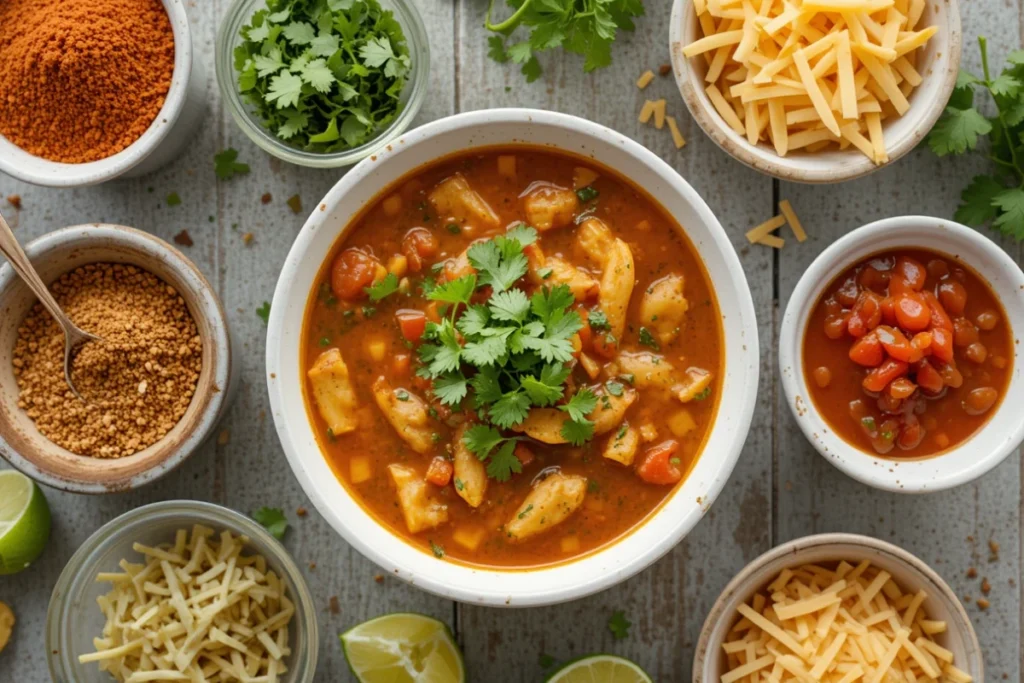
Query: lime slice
546 654 653 683
341 612 465 683
0 470 51 575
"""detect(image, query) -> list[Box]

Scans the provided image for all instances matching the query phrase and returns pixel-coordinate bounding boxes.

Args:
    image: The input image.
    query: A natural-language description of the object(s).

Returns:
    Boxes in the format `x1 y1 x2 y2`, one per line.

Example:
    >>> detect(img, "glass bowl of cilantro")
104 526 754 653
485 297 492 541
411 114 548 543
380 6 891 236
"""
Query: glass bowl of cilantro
216 0 429 168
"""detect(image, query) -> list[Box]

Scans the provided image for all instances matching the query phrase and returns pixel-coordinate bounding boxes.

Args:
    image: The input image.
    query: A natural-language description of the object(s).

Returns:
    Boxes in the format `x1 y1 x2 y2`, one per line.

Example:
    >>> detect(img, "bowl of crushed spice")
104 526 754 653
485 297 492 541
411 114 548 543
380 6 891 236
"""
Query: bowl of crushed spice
0 225 238 493
0 0 207 187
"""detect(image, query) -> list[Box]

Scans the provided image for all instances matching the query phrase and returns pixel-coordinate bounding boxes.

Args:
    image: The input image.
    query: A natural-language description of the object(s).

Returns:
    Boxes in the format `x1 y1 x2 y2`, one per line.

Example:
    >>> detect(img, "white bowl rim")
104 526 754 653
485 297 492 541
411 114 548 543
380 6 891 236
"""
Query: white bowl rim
779 216 1024 493
692 532 984 682
668 0 962 184
265 107 760 606
0 0 193 187
0 224 234 493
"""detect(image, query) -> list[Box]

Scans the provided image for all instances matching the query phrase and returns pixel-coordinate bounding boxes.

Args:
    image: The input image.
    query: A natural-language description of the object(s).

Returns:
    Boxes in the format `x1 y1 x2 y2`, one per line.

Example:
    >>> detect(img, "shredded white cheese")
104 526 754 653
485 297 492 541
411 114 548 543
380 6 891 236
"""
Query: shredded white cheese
81 526 295 683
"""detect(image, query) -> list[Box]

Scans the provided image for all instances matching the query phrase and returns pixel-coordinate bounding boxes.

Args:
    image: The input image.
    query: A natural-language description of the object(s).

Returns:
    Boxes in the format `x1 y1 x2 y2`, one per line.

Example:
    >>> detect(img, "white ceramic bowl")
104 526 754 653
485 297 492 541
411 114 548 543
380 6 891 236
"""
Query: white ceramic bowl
693 533 983 682
266 108 760 606
780 216 1024 493
0 0 207 187
668 0 961 183
0 225 240 493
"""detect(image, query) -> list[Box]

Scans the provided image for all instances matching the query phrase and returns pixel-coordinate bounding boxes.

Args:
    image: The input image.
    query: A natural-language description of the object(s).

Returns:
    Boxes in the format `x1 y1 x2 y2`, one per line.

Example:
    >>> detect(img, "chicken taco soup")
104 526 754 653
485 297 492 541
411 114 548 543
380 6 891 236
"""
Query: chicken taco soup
301 147 723 568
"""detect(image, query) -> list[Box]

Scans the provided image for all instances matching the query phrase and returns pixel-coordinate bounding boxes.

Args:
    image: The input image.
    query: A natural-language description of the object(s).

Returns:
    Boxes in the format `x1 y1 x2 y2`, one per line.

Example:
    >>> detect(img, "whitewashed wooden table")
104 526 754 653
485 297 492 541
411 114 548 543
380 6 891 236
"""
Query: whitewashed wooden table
1 1 1021 681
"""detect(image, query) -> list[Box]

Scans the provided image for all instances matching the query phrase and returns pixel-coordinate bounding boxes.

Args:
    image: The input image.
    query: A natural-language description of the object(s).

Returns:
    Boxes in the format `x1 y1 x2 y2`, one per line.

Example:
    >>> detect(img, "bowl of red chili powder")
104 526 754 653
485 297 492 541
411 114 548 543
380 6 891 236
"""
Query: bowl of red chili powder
0 0 208 187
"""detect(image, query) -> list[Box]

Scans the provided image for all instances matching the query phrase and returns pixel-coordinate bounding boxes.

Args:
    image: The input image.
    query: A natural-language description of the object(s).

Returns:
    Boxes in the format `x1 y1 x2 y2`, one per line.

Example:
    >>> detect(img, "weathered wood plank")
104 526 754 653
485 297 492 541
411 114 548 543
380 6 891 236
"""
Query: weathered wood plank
209 0 457 680
453 2 775 679
775 4 1023 681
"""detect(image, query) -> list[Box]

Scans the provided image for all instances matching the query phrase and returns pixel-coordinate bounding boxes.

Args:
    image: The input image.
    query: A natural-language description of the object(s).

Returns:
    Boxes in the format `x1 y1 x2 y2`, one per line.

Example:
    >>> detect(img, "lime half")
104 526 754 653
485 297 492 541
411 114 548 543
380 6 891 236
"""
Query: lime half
546 654 653 683
341 612 465 683
0 470 51 575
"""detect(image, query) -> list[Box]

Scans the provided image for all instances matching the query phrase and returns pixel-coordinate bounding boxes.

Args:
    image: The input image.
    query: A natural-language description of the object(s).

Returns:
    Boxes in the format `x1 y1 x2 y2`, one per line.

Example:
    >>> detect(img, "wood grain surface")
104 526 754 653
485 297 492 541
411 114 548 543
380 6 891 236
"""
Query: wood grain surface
0 0 1019 681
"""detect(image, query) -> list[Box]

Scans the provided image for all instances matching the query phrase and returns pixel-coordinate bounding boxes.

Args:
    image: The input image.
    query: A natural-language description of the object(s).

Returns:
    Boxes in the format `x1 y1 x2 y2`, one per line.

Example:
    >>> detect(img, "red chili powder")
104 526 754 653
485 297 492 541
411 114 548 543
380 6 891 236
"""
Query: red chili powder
0 0 175 164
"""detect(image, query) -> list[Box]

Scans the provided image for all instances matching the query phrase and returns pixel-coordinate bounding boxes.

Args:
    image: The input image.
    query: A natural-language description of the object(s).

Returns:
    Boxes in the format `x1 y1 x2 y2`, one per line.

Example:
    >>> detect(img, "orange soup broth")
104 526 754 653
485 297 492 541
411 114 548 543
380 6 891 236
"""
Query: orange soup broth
803 249 1014 459
302 146 724 568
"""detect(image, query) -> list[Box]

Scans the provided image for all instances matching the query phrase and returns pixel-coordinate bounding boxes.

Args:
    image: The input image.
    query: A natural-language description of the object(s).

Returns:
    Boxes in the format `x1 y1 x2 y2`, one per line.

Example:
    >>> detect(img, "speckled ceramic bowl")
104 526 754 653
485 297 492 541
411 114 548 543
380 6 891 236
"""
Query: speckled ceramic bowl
0 0 207 187
266 108 761 606
0 225 239 493
669 0 962 183
779 216 1024 493
694 533 983 682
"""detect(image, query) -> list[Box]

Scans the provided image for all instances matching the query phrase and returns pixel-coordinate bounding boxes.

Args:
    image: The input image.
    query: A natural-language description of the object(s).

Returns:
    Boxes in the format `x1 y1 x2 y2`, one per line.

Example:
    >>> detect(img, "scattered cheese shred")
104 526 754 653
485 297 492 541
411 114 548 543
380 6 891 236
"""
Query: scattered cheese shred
684 0 936 164
746 214 787 243
778 199 806 241
639 99 656 124
636 70 656 89
666 116 687 148
81 526 295 683
652 99 668 129
722 560 972 683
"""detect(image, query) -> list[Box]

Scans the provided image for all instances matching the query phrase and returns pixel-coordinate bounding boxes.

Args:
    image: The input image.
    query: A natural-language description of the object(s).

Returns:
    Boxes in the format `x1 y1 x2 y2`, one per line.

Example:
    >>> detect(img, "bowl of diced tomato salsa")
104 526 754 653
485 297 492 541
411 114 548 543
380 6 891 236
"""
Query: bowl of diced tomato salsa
780 216 1024 493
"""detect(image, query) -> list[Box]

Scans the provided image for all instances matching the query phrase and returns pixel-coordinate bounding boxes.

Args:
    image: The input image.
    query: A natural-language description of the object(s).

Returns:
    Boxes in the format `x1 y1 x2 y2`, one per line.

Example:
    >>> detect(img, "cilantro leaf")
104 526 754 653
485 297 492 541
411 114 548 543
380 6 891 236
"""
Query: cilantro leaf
990 73 1021 98
433 372 468 406
462 335 508 367
489 289 531 323
469 366 504 406
214 148 250 180
928 106 992 156
561 388 597 423
485 440 522 482
638 327 660 350
256 301 271 324
282 21 316 45
992 188 1024 239
488 35 509 62
955 175 1005 226
266 71 304 109
490 391 532 428
608 610 631 640
252 507 288 540
429 275 477 306
365 272 400 302
588 308 610 331
468 238 529 292
463 424 505 459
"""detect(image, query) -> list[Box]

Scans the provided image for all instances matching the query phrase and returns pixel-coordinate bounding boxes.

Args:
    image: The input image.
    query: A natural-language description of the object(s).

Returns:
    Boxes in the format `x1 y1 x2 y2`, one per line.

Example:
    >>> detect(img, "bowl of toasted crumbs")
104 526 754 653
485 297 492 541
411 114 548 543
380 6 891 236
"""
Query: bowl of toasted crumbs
46 500 317 683
669 0 961 183
695 533 982 683
0 225 239 493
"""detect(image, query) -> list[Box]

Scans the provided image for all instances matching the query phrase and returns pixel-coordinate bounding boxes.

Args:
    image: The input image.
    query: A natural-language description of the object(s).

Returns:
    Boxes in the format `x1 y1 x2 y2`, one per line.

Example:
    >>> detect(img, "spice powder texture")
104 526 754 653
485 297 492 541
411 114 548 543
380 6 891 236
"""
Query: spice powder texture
13 264 202 458
0 0 175 163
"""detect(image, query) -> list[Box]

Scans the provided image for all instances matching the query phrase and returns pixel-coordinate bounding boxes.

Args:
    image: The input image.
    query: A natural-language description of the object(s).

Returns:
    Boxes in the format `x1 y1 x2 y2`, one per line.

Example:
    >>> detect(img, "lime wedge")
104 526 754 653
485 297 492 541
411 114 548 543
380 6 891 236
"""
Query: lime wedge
341 612 465 683
546 654 653 683
0 470 51 575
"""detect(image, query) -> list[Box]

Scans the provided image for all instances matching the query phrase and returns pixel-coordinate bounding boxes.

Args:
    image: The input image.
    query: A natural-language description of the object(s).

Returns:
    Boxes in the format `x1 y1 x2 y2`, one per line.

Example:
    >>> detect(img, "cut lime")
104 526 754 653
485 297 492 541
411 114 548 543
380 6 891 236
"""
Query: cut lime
341 612 465 683
546 654 653 683
0 470 51 575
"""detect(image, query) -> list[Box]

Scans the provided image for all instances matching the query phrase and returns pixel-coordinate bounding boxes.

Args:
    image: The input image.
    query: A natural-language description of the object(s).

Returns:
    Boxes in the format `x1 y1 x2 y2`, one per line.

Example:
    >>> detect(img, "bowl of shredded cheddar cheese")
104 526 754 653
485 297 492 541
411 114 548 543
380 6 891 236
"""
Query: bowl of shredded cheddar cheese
670 0 962 183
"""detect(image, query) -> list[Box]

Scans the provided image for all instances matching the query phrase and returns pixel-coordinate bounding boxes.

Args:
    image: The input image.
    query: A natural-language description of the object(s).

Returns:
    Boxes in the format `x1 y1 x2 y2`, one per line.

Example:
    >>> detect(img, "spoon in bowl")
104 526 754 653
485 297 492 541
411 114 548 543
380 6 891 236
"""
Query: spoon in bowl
0 210 103 401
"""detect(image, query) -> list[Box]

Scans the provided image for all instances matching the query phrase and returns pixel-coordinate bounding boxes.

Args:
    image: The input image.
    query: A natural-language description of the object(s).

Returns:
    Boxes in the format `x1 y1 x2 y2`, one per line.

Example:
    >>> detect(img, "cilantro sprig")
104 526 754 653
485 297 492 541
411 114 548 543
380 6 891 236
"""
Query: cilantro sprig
927 37 1024 239
415 227 596 480
252 507 289 539
234 0 411 152
485 0 645 83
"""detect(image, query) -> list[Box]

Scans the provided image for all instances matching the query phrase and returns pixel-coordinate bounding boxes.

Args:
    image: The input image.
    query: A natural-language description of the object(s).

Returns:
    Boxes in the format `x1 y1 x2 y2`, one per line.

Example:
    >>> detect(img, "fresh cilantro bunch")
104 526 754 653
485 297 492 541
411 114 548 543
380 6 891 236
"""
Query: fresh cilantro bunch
485 0 645 83
415 226 597 481
927 37 1024 240
234 0 410 152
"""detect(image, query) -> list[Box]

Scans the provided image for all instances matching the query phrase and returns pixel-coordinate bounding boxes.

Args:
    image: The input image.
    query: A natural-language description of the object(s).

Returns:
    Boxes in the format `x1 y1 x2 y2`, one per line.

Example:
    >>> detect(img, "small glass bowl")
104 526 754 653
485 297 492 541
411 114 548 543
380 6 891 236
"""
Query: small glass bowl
47 501 318 683
215 0 429 168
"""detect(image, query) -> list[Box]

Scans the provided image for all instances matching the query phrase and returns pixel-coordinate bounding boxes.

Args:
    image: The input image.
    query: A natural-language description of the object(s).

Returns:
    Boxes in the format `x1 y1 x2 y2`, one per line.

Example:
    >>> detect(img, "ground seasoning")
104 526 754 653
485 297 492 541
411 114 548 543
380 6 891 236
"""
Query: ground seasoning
0 0 175 164
13 264 202 458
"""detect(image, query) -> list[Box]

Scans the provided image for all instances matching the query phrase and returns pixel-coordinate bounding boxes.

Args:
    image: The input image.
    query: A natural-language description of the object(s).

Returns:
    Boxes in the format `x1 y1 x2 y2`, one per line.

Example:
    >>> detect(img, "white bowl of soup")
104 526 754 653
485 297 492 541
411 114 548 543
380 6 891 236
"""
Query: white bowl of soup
266 109 760 606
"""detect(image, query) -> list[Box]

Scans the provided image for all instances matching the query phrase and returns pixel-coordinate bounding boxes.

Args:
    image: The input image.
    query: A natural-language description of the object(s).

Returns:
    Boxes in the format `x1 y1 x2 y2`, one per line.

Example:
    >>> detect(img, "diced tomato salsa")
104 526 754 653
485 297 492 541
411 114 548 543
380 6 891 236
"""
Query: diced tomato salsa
803 249 1013 458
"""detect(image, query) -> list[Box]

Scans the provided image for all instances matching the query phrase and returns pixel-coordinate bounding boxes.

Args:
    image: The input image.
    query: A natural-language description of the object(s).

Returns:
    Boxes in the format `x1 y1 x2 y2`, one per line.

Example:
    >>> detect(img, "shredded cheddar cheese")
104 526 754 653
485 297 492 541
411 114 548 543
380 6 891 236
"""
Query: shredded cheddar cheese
722 560 973 683
684 0 936 163
637 69 656 89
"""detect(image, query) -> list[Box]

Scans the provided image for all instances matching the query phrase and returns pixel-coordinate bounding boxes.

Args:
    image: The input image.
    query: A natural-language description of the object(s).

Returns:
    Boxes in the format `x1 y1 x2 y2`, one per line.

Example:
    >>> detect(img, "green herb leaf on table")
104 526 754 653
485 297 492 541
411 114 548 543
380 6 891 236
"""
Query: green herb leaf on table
252 507 288 540
608 610 631 640
484 0 644 82
256 301 271 324
234 0 411 152
214 148 250 180
927 36 1024 240
166 192 181 207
